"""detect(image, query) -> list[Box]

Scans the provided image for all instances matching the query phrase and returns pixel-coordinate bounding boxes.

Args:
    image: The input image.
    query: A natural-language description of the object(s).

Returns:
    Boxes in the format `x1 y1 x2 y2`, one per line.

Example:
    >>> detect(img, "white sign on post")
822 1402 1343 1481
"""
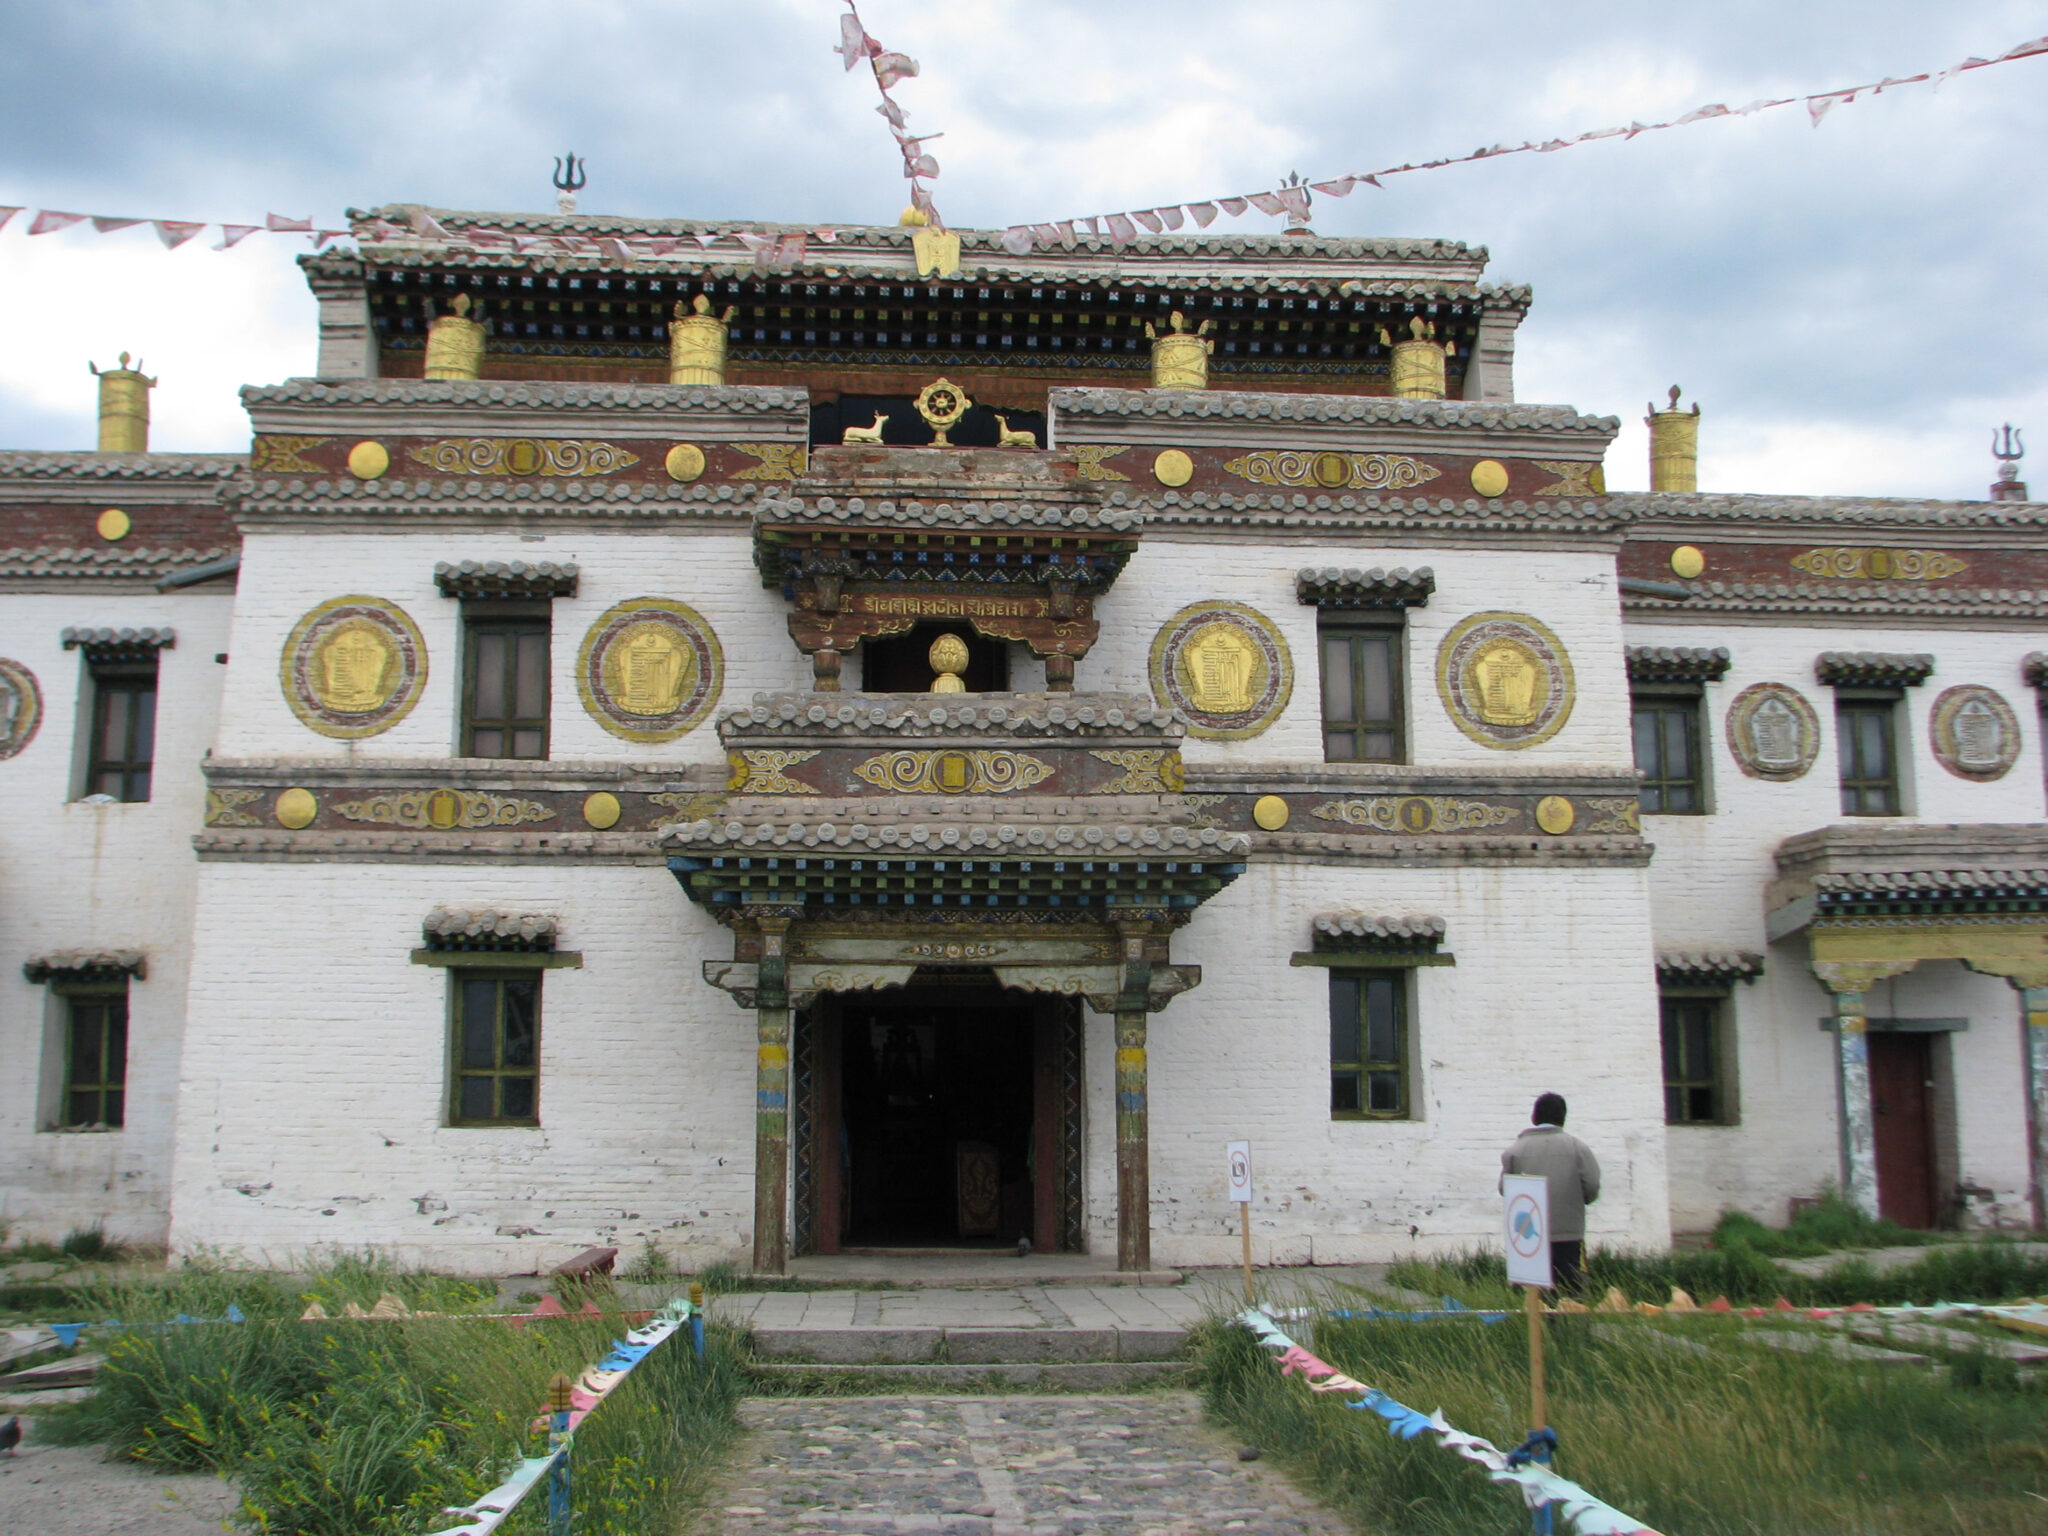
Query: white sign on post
1226 1141 1253 1203
1502 1174 1552 1288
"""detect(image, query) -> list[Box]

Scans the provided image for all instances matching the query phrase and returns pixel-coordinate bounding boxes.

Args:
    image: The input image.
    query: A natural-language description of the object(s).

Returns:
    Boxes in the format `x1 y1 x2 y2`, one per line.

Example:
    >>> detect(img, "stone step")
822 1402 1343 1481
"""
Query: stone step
745 1360 1196 1392
749 1324 1189 1365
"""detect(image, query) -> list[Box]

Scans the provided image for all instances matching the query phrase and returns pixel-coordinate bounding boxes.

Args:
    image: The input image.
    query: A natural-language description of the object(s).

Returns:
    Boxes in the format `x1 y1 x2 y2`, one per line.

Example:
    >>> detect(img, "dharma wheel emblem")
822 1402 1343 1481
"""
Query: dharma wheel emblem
915 378 971 446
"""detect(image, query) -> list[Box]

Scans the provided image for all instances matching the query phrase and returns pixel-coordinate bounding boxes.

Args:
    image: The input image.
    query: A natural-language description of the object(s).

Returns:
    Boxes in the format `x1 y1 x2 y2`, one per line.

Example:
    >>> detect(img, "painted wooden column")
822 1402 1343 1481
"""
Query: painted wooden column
1114 1009 1151 1273
2021 985 2048 1230
1826 987 1879 1217
752 915 793 1275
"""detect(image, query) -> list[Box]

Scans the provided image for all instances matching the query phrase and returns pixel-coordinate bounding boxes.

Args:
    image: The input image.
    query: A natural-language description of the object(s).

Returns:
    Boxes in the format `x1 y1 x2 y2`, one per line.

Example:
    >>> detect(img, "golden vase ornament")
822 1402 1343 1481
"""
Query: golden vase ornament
669 294 737 386
1382 317 1453 401
1647 385 1701 492
90 353 155 453
1147 311 1213 389
423 294 487 380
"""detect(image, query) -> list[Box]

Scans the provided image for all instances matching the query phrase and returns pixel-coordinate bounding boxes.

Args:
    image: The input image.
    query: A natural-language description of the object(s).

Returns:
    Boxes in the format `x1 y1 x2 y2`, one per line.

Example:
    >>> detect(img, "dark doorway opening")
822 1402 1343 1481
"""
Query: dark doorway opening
1869 1031 1938 1228
864 622 1010 693
794 980 1082 1254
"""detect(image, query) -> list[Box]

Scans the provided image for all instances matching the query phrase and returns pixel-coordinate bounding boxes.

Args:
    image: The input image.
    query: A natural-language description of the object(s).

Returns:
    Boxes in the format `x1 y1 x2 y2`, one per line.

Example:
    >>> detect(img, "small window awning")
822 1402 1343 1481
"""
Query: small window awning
24 950 145 983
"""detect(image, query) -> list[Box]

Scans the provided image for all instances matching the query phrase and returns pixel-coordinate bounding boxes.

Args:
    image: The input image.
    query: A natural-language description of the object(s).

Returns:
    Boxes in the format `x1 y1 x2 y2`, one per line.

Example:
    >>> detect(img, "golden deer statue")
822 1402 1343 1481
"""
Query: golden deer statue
840 412 889 445
994 414 1037 448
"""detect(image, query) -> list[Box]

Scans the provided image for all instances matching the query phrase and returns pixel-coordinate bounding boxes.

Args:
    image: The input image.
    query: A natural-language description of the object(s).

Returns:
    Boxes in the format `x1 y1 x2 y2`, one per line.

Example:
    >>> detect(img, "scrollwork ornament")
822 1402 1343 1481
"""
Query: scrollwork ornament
1928 685 2020 781
853 750 1055 794
1309 796 1518 833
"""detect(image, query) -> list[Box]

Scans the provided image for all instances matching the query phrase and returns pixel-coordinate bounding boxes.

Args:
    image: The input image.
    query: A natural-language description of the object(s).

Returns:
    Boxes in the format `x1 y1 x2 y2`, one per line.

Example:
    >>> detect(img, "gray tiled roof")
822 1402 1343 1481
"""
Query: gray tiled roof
239 379 808 412
422 908 558 945
1311 912 1447 944
23 950 146 982
1811 868 2048 896
61 626 175 651
0 545 236 578
1617 491 2048 529
1656 949 1764 984
662 808 1249 856
1295 566 1435 608
1625 645 1732 683
433 560 579 599
720 692 1182 740
1638 582 2048 620
1814 652 1935 688
0 451 244 480
1050 388 1612 433
757 494 1139 535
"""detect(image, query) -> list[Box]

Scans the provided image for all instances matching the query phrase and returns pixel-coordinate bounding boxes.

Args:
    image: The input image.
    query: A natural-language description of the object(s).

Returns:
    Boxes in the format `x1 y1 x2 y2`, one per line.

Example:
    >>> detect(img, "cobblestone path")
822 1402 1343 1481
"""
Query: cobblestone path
712 1393 1354 1536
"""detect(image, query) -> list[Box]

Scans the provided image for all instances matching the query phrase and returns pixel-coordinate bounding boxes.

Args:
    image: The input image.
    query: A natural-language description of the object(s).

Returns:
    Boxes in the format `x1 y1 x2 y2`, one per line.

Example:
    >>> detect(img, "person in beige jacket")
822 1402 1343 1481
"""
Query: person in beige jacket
1499 1092 1602 1295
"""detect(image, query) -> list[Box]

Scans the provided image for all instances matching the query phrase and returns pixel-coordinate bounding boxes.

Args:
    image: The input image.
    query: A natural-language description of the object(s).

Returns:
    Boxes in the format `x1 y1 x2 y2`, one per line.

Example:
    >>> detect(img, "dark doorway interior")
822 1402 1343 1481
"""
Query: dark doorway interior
864 622 1010 693
1869 1031 1938 1228
837 990 1037 1246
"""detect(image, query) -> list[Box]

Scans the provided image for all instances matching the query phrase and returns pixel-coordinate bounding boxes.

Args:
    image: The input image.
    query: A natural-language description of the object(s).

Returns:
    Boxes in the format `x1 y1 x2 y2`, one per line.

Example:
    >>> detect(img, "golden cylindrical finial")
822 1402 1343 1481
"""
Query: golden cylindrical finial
423 294 487 380
1647 386 1701 492
669 294 737 387
1147 311 1213 390
90 353 155 453
1382 317 1454 401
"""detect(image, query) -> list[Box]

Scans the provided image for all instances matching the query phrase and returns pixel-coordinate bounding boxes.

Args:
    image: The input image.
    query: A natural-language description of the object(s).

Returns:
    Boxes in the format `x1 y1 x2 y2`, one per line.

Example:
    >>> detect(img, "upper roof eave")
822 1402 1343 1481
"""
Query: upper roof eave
0 451 245 483
1617 490 2048 531
1048 387 1614 437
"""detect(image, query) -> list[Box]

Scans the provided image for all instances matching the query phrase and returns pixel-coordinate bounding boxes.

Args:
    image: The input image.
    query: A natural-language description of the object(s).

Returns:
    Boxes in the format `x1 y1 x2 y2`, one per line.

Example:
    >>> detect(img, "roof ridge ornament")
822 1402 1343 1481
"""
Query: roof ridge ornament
1991 423 2027 501
551 152 586 214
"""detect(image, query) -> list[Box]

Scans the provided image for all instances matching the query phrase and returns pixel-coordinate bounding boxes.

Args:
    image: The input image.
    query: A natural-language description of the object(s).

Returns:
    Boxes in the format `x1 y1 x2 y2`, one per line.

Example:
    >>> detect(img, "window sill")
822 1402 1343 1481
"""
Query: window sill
1666 1119 1741 1129
40 1124 124 1135
446 1122 544 1131
1330 1113 1418 1124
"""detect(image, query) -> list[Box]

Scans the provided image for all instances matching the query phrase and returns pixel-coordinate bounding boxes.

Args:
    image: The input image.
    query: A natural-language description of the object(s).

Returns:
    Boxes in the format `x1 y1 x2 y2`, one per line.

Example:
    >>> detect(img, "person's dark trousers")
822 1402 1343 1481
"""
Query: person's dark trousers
1549 1240 1586 1297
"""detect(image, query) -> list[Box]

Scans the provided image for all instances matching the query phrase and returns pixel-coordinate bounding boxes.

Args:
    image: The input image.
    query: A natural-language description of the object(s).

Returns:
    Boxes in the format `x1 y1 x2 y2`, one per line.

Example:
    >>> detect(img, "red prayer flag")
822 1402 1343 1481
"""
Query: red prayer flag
1310 178 1356 197
215 224 260 249
1130 208 1163 233
1246 191 1284 216
1187 202 1218 227
1105 212 1135 247
90 216 143 233
1217 197 1247 217
154 220 205 248
1000 226 1034 255
873 52 919 89
266 213 313 231
1157 206 1185 230
29 210 86 235
0 206 20 231
836 14 870 69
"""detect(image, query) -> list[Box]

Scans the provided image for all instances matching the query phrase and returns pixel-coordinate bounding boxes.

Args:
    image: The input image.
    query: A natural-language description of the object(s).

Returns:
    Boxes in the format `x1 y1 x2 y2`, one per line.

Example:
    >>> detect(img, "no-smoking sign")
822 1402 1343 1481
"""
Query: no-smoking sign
1502 1174 1552 1288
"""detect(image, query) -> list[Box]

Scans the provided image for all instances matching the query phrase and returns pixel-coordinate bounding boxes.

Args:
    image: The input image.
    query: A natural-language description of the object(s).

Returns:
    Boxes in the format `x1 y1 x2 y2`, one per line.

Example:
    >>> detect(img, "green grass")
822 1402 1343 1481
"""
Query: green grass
1198 1305 2048 1536
1708 1192 1944 1257
37 1260 744 1536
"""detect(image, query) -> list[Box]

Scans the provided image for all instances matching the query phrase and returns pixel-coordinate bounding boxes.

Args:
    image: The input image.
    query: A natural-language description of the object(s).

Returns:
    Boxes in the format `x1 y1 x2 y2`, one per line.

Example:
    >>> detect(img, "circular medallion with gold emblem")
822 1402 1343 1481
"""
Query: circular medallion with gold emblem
0 657 44 761
1435 612 1575 749
280 596 428 739
1928 685 2021 781
1149 601 1293 740
576 598 724 742
1723 682 1820 781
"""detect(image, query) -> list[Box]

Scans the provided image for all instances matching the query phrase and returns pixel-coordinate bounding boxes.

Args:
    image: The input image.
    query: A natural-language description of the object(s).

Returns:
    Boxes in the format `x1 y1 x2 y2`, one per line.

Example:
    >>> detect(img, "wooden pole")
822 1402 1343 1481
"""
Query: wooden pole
1240 1206 1254 1302
1525 1284 1547 1429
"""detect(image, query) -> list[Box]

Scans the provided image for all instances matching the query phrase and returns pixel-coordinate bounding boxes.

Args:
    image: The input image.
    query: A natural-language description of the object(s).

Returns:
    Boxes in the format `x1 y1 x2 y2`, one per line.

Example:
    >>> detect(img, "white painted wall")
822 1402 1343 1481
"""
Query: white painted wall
0 590 231 1244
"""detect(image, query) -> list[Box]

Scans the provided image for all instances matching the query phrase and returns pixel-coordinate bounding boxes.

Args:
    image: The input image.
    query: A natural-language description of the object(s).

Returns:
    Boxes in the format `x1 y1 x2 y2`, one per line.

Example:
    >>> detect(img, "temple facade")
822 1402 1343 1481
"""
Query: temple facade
1 206 2041 1271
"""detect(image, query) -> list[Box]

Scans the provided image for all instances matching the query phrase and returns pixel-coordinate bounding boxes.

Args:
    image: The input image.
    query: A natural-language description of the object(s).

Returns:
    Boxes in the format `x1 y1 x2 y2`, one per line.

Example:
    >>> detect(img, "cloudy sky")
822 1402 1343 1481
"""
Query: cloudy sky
2 0 2042 496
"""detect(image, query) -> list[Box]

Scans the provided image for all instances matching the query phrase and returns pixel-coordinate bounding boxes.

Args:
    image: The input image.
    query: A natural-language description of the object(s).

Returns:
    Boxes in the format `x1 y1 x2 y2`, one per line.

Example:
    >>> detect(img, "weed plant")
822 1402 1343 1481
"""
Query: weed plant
40 1259 743 1536
1707 1192 1940 1257
1199 1302 2048 1535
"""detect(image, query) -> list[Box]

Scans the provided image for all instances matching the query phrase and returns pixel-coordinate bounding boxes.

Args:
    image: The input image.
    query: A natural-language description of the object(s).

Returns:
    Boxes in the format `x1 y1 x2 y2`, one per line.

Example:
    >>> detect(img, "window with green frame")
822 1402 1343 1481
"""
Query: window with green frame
1329 970 1408 1118
1319 618 1403 762
85 658 157 802
462 613 550 759
62 989 128 1127
1632 689 1705 813
451 972 541 1126
1660 993 1730 1125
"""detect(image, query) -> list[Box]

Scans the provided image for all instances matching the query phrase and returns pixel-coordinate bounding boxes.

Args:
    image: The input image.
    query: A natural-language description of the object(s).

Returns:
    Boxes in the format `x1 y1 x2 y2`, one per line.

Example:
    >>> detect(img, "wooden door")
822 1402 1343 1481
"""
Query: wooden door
1868 1032 1937 1229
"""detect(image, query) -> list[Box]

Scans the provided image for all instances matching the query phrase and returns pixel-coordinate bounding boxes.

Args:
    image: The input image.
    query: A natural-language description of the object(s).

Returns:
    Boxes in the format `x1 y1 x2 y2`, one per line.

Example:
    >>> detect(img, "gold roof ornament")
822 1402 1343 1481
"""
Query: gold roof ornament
423 293 486 381
1147 311 1214 390
914 378 971 446
1646 385 1701 493
1379 316 1455 401
89 352 155 453
670 293 738 387
928 632 970 693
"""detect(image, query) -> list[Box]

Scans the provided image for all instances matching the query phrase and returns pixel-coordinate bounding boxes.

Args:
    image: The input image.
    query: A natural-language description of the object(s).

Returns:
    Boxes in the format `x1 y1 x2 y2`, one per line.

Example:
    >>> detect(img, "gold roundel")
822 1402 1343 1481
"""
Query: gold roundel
1311 452 1351 489
1470 460 1510 498
280 596 428 739
96 508 132 542
346 441 391 480
275 787 318 829
1535 795 1576 834
1148 601 1293 740
664 443 706 482
1435 611 1575 750
576 598 724 742
1670 545 1705 579
1252 794 1291 830
1153 449 1195 487
583 791 623 829
504 438 542 475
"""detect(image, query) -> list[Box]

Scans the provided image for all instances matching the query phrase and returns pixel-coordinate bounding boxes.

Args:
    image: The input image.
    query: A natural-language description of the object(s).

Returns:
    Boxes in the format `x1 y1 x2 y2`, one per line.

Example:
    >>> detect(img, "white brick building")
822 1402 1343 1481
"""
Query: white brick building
1 207 2040 1271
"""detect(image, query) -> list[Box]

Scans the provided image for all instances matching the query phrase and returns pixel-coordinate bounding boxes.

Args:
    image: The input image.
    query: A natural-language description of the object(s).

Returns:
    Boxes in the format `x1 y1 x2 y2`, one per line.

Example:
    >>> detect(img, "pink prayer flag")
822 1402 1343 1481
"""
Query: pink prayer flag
410 211 449 238
1247 191 1284 215
1360 174 1383 188
214 223 261 249
734 232 768 250
29 210 86 235
813 227 840 242
1806 90 1855 125
313 229 348 248
90 216 143 232
875 98 908 128
1157 205 1185 230
1310 178 1356 197
0 206 20 231
1218 196 1248 217
874 52 919 89
2000 36 2048 60
265 213 313 231
513 236 549 252
1054 221 1077 247
1275 186 1309 217
1187 202 1218 226
904 153 939 179
597 237 632 260
776 233 806 268
836 14 870 69
695 234 720 247
1030 223 1059 245
1081 216 1099 235
1535 139 1570 152
1130 208 1163 233
153 219 204 248
1105 212 1135 247
1000 226 1034 255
